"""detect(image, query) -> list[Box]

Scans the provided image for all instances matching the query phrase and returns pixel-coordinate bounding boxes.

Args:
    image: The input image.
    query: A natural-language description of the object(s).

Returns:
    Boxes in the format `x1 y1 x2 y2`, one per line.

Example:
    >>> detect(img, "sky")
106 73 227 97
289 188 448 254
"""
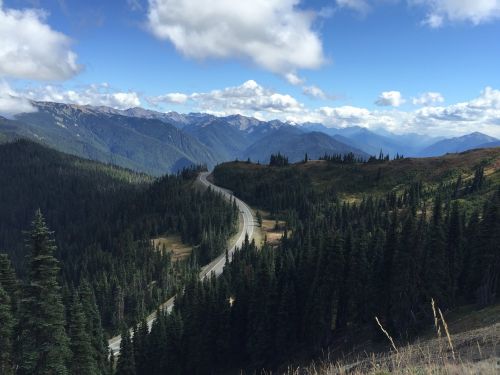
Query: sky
1 0 500 137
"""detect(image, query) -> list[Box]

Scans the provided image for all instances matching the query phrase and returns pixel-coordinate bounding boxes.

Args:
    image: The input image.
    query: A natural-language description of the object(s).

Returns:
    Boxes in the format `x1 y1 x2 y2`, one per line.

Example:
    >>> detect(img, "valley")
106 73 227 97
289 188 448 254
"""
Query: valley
0 127 498 375
2 1 500 373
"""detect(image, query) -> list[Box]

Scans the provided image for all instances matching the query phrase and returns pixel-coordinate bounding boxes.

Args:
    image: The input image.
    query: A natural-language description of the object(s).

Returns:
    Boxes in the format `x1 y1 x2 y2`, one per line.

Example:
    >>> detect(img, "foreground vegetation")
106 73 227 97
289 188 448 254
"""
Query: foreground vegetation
0 140 238 374
284 317 499 374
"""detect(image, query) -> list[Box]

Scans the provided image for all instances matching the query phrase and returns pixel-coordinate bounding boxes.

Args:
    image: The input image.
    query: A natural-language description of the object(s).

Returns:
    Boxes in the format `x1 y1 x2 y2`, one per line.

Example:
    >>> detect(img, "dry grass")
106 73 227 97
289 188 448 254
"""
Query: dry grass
262 302 500 375
151 235 192 262
252 210 288 247
276 322 499 374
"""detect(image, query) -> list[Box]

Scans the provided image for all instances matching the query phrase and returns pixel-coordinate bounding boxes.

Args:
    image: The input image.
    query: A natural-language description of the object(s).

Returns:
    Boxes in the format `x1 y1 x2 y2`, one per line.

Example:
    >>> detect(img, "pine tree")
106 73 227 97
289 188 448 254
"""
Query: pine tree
133 319 149 375
446 201 464 306
424 196 448 308
79 280 109 374
0 284 14 375
68 292 98 375
256 210 263 227
17 210 70 375
116 328 135 375
0 254 19 315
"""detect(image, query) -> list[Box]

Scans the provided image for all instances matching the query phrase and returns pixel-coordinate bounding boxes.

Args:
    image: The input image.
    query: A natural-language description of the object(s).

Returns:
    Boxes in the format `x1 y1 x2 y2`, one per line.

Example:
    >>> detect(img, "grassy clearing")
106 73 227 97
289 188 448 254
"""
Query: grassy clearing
252 210 288 247
151 235 192 262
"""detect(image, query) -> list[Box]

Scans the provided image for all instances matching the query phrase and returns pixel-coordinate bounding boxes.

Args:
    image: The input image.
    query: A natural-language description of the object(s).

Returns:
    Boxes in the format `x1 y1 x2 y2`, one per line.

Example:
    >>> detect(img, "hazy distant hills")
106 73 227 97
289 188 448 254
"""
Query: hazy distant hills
242 128 368 162
419 132 499 156
0 101 498 175
303 123 440 156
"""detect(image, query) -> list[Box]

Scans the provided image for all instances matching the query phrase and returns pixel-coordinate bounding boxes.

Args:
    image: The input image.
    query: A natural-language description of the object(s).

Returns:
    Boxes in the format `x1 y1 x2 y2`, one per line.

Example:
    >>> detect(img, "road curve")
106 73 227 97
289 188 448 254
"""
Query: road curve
108 171 255 354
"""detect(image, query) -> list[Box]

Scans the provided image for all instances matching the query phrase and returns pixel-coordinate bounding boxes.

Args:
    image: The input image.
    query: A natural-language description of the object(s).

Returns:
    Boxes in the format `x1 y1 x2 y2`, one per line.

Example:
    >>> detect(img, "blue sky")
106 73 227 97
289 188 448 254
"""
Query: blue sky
1 0 500 137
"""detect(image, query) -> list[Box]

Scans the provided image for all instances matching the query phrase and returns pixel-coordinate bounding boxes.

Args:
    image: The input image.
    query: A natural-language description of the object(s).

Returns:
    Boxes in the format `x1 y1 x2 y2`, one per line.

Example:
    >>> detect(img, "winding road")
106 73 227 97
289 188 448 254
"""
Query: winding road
108 171 255 354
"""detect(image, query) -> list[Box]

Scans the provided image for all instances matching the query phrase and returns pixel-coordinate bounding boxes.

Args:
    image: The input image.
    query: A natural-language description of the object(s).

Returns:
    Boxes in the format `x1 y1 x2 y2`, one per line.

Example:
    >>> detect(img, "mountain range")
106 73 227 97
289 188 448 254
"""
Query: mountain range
0 101 498 175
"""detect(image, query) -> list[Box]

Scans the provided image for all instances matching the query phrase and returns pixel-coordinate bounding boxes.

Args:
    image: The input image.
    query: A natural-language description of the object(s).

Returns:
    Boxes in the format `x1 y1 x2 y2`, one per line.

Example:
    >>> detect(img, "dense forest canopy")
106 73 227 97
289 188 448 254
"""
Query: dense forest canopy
0 140 238 337
0 140 499 375
126 149 500 374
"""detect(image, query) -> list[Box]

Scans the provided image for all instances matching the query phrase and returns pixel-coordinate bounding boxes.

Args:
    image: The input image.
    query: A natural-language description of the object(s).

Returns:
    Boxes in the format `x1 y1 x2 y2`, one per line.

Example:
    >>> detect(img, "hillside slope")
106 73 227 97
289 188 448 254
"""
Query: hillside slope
214 147 500 204
3 102 221 174
242 128 368 163
0 139 237 334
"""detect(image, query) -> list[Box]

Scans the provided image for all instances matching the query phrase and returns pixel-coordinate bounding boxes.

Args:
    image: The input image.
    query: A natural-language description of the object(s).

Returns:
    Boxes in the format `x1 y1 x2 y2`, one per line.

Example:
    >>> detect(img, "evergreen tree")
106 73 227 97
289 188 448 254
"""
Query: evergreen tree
132 320 149 375
424 196 449 308
17 210 70 375
68 292 98 375
0 284 14 375
0 254 19 315
116 328 135 375
446 201 464 306
79 280 109 374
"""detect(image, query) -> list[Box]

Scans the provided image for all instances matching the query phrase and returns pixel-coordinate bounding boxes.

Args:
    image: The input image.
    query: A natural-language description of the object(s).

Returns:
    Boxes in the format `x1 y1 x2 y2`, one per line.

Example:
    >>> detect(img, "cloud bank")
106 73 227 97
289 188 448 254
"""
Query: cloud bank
151 82 500 137
0 81 37 116
4 81 500 138
22 83 141 110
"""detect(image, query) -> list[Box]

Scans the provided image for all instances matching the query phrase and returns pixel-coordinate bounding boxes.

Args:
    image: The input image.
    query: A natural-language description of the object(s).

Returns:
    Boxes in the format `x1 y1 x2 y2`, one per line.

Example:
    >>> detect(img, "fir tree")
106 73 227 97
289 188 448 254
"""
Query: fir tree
79 280 109 374
68 292 98 375
116 328 135 375
17 210 70 375
0 284 14 375
0 254 19 315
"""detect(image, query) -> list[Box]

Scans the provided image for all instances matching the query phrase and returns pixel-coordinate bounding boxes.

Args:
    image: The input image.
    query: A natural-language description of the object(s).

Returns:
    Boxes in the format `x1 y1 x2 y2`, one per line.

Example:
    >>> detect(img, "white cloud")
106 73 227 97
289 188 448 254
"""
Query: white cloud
192 80 303 114
0 1 80 80
336 0 371 14
375 91 405 107
149 92 189 105
23 83 141 109
0 80 37 116
303 85 327 99
412 92 445 106
415 0 500 27
147 0 325 79
334 1 500 26
285 73 305 86
150 80 303 115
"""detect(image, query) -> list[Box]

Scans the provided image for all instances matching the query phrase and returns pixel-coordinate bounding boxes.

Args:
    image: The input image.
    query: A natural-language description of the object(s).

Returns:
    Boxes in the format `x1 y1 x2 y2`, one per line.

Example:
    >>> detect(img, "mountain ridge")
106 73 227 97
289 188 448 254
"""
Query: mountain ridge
1 101 499 175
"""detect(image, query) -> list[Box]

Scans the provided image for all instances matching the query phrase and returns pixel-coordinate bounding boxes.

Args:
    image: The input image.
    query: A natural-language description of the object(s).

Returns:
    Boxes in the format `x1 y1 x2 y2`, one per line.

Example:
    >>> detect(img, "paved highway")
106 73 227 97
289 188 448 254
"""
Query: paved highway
108 171 255 354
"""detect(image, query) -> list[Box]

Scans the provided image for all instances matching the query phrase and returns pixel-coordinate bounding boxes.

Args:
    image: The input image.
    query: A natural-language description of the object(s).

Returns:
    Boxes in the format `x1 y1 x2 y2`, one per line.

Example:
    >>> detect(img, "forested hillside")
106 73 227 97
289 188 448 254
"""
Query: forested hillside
3 102 222 174
124 149 500 374
0 140 237 344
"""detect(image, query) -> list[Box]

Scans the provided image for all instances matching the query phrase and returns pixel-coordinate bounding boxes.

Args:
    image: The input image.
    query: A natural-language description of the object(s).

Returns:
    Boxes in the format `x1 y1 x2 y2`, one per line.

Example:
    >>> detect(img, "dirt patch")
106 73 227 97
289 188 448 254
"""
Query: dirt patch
151 235 192 262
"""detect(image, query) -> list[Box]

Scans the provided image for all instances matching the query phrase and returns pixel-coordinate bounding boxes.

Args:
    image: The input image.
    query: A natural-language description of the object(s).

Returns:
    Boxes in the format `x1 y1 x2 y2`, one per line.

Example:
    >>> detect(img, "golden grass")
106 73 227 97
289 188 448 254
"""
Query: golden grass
261 302 500 375
151 235 192 262
275 322 499 374
252 210 288 247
